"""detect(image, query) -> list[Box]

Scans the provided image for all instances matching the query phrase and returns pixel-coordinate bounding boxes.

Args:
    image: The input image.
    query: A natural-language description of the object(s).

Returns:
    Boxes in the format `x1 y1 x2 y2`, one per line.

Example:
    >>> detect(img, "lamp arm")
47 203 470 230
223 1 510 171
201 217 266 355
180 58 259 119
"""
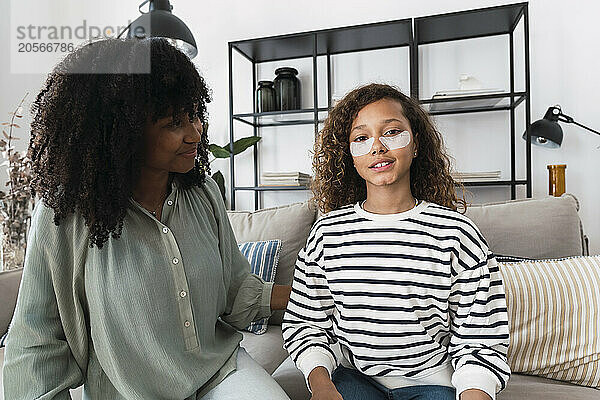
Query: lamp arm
116 0 150 39
556 111 600 136
138 0 150 13
116 22 133 39
571 121 600 136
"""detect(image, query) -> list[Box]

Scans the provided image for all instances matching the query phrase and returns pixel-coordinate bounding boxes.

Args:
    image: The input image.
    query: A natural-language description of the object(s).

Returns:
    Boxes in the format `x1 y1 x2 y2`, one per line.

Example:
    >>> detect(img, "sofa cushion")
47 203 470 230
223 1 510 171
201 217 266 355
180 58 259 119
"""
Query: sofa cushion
498 373 600 400
272 357 311 400
465 194 586 259
228 201 318 324
239 240 282 334
0 269 23 337
240 325 289 375
271 357 600 400
500 255 600 388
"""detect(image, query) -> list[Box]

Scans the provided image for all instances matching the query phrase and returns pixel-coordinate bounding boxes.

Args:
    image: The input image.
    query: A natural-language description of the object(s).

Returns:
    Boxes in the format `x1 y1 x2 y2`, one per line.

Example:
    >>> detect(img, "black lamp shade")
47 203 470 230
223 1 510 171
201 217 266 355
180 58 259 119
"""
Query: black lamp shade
523 107 563 148
128 8 197 59
528 118 563 148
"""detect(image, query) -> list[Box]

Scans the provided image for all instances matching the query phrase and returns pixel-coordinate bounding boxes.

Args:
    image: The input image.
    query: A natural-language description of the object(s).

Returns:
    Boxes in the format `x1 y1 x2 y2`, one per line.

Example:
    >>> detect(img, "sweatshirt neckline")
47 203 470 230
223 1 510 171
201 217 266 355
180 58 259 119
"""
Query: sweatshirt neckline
354 200 429 221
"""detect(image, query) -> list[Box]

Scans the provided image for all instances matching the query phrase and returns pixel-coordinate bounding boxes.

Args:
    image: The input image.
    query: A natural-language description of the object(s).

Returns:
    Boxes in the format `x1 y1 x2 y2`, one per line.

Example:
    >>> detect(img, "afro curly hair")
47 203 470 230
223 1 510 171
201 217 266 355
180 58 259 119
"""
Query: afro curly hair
29 38 211 249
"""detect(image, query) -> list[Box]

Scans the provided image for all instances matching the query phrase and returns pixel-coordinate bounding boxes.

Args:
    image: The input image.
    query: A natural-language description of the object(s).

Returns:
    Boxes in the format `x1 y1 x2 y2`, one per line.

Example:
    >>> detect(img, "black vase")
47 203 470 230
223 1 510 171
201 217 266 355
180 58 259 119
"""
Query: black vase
273 67 301 110
256 80 277 113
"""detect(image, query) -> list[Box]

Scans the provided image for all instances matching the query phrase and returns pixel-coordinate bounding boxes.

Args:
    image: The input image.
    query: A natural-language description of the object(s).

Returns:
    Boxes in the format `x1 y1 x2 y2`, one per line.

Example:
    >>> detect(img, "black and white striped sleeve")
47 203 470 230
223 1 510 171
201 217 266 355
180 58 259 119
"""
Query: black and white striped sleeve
282 222 337 385
448 223 511 400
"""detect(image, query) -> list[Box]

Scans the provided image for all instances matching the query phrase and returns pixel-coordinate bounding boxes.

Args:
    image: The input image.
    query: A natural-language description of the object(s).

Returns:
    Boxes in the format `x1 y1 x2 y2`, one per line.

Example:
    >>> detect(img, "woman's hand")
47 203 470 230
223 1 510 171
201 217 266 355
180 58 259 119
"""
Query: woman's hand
309 367 343 400
270 284 291 310
460 389 492 400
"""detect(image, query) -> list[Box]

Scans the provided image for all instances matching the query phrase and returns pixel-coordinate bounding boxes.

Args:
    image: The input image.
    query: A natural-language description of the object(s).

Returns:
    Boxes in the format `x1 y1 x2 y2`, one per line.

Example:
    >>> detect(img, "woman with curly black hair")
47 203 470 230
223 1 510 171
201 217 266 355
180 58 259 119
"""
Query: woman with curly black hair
282 84 510 400
3 38 291 400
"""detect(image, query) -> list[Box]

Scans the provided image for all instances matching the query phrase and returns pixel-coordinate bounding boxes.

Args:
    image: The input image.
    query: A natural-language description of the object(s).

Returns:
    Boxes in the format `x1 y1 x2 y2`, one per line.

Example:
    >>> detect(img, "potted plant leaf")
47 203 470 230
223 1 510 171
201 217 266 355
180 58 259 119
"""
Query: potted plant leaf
207 129 261 203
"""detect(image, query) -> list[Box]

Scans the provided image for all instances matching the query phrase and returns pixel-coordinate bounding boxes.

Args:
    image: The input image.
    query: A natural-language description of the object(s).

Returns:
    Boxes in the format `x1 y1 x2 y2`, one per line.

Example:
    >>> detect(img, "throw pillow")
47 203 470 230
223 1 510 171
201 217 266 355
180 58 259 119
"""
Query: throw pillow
493 254 533 263
499 255 600 388
239 239 281 335
227 201 317 325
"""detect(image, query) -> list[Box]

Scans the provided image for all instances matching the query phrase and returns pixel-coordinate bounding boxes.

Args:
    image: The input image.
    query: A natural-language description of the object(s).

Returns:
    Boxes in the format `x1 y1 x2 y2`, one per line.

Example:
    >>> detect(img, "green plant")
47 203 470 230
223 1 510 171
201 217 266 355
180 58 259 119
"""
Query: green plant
0 94 35 271
208 135 261 203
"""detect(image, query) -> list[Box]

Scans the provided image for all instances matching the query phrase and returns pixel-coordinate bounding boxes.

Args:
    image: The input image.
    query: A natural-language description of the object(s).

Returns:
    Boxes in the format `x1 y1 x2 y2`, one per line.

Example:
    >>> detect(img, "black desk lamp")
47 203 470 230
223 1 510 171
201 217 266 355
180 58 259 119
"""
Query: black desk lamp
523 105 600 148
119 0 197 59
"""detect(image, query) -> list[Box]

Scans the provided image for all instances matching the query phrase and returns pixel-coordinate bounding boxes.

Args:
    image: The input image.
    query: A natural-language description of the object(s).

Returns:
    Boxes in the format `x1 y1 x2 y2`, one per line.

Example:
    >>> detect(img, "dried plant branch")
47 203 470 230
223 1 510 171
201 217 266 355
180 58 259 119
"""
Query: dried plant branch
0 93 34 270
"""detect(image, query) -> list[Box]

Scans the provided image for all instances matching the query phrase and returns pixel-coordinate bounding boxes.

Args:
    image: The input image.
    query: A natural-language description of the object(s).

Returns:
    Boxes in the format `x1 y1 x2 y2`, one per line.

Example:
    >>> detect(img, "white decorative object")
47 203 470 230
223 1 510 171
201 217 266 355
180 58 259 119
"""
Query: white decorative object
458 74 483 90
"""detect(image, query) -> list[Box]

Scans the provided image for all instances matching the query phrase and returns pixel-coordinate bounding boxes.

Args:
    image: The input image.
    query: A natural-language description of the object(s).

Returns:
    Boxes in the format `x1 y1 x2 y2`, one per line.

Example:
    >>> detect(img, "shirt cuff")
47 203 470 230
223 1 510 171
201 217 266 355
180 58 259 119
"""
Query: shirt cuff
297 349 337 393
261 281 274 317
452 364 499 400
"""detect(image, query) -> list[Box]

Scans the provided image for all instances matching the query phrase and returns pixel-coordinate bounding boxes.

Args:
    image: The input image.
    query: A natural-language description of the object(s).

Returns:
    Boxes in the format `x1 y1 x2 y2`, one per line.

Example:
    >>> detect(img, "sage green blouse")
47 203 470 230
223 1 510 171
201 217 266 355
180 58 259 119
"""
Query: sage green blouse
3 177 273 399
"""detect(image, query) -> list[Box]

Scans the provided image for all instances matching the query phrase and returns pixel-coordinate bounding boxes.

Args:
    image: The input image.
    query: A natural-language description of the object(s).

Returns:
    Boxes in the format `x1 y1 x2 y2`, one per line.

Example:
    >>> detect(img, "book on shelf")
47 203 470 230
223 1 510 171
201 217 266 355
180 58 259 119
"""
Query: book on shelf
454 177 504 182
432 88 505 98
262 171 311 178
258 182 310 187
259 172 312 187
451 170 502 181
260 178 311 185
261 178 311 183
429 89 506 112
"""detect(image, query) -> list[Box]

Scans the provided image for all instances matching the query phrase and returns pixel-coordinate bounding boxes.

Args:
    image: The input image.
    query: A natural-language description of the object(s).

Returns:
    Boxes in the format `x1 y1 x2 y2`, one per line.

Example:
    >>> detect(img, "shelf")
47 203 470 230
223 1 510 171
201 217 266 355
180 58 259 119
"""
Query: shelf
420 92 527 115
457 180 528 187
234 186 311 191
231 19 412 63
233 108 329 127
415 2 526 45
229 2 532 209
238 182 527 190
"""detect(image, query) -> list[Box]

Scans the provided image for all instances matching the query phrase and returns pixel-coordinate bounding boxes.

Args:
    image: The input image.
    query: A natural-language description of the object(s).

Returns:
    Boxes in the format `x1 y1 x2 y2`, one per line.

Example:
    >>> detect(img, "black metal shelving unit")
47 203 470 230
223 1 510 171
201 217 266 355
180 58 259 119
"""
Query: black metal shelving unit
414 2 532 198
228 19 413 210
228 2 531 210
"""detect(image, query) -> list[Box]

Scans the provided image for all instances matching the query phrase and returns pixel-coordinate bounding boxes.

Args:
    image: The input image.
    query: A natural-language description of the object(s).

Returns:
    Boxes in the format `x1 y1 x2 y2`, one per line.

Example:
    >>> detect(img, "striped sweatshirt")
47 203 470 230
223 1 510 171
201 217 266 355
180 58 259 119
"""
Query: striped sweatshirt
282 201 510 399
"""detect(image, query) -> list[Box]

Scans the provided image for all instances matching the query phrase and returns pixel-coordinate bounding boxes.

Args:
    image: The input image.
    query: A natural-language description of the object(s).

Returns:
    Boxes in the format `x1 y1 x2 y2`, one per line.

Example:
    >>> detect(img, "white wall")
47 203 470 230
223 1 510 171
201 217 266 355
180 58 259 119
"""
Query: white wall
1 0 598 254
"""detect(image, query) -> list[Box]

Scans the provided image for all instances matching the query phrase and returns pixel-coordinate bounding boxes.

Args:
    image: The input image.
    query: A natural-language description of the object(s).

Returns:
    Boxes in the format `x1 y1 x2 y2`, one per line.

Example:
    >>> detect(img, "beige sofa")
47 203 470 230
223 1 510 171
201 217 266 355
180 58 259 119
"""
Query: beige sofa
1 194 597 399
232 194 596 400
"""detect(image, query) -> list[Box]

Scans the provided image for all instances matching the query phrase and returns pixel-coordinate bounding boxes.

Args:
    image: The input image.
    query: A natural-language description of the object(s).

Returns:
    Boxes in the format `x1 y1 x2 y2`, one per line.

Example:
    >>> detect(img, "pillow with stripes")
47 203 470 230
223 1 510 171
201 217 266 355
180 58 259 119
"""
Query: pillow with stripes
498 255 600 388
239 239 281 335
492 254 533 263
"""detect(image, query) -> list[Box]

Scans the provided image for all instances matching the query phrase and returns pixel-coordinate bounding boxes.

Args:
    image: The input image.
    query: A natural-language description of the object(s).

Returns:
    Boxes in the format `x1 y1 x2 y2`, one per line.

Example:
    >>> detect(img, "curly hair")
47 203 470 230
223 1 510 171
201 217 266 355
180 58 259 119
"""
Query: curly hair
29 38 212 249
311 83 466 213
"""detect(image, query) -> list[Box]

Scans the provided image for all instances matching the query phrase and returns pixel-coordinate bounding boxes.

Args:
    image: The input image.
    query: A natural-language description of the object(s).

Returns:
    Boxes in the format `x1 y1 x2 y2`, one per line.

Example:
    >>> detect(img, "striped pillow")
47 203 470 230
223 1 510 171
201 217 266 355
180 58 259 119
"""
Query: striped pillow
499 255 600 388
493 254 533 263
239 239 281 335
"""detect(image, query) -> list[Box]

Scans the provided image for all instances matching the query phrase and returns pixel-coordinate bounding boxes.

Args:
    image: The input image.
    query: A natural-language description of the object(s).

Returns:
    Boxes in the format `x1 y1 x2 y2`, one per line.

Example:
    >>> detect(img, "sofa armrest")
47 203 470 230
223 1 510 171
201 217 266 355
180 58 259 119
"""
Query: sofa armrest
0 268 23 336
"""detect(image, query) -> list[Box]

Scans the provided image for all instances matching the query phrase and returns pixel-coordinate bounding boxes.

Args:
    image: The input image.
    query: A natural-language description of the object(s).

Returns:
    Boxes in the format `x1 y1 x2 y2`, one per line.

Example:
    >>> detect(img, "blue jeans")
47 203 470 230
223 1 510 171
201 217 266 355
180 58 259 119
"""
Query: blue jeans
332 366 455 400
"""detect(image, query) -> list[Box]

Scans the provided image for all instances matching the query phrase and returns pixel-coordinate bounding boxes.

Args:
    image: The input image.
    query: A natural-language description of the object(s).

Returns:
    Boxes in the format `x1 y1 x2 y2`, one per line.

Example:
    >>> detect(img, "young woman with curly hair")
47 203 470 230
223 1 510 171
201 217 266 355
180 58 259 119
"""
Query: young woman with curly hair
283 84 510 400
3 38 291 400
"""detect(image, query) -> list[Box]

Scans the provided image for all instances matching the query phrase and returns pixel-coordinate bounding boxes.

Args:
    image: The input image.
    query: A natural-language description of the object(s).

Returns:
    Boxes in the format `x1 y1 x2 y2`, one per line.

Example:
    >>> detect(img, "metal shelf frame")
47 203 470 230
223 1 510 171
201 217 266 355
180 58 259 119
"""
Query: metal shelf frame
228 2 531 210
228 19 413 210
414 2 532 199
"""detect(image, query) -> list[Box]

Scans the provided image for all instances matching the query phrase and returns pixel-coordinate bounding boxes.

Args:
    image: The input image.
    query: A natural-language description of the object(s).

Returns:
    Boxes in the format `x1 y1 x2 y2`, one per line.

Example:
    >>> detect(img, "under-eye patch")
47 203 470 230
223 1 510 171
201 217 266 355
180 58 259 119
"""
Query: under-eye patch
349 131 411 156
350 137 374 157
380 130 411 150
